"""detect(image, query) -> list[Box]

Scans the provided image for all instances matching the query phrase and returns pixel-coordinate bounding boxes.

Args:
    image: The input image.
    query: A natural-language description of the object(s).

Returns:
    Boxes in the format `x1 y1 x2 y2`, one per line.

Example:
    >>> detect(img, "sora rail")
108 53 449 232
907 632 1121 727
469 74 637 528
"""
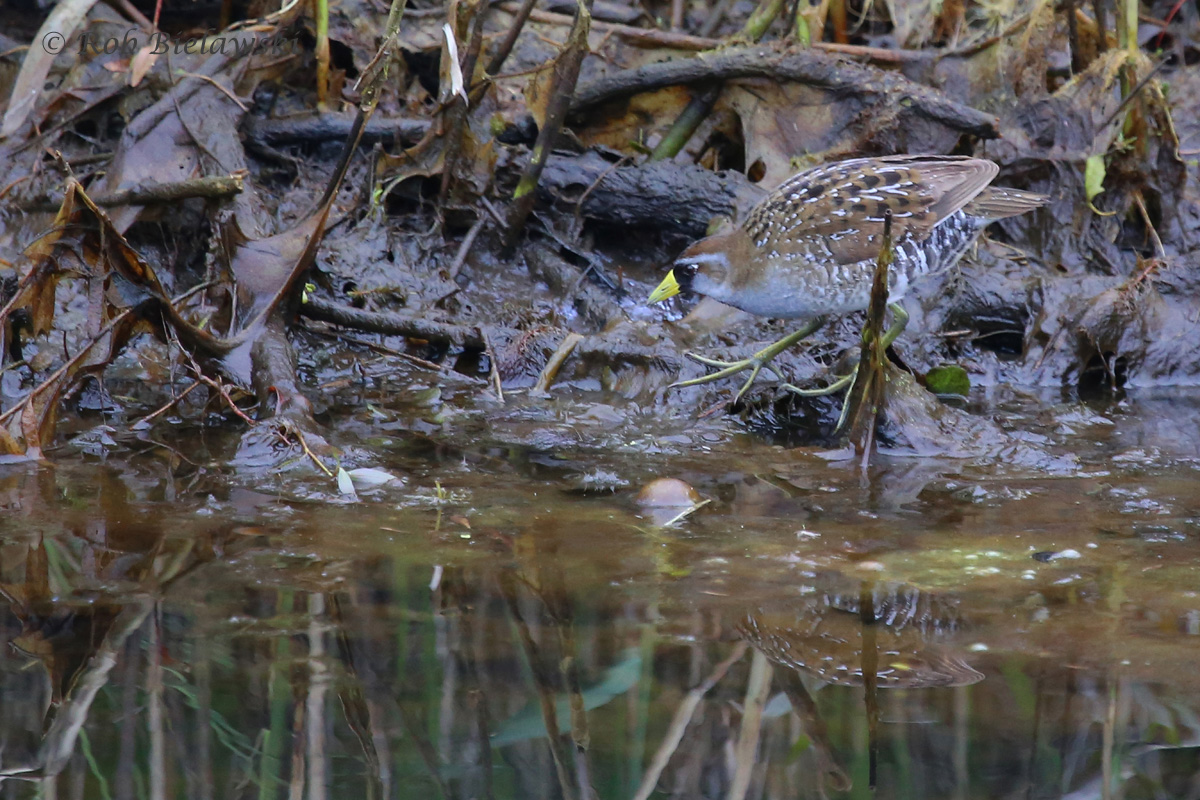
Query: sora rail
647 154 1046 403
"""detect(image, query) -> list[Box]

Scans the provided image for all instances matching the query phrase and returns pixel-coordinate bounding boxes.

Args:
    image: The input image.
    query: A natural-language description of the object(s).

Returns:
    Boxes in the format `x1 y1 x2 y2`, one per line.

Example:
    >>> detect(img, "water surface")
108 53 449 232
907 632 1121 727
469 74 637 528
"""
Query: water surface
2 387 1199 799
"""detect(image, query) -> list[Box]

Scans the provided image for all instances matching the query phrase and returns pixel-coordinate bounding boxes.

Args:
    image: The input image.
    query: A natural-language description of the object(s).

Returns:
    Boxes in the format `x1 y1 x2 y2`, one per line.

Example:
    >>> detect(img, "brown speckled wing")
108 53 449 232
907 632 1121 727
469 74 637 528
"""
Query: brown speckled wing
742 155 999 266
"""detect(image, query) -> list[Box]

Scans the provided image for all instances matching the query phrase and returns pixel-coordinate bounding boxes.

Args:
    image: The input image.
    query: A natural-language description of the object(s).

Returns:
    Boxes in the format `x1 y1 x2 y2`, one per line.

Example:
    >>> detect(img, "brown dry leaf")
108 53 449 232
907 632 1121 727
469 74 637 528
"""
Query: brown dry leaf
0 0 100 139
723 78 961 188
379 125 450 188
0 308 155 460
0 187 86 340
724 81 851 186
0 166 337 458
88 27 284 233
128 43 161 87
219 208 332 387
453 86 501 197
882 0 941 48
573 86 693 153
1009 0 1057 98
0 183 175 458
525 55 560 130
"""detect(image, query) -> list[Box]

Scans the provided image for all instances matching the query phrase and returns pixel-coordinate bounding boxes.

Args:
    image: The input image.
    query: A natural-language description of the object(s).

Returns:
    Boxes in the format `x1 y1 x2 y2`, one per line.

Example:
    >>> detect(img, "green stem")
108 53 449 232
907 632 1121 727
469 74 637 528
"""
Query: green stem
740 0 786 40
648 84 721 161
315 0 330 107
501 0 594 254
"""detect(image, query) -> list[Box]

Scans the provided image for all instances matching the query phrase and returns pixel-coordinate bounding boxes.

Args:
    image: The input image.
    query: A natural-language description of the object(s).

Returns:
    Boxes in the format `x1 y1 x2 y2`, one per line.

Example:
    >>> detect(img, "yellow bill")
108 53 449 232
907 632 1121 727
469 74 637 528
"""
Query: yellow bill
646 270 681 304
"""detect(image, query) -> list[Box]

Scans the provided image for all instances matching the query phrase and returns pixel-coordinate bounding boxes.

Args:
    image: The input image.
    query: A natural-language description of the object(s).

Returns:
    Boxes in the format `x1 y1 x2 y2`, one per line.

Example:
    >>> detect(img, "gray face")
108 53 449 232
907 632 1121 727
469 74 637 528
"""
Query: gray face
673 252 730 301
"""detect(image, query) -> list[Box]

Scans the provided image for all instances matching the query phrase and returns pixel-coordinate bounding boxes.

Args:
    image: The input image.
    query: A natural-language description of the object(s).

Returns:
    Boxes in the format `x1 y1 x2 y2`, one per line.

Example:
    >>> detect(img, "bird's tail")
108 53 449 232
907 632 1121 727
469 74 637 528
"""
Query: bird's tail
964 187 1048 220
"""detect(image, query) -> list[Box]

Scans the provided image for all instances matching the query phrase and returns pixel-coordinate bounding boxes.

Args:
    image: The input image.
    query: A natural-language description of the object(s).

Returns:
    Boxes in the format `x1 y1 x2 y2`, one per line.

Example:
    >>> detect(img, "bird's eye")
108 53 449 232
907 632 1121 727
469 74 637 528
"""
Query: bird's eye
676 262 698 279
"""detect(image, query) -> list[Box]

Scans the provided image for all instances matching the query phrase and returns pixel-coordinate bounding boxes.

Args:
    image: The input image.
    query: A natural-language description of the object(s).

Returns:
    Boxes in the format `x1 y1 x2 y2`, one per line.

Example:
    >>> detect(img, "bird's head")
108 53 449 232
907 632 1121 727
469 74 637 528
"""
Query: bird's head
646 237 733 305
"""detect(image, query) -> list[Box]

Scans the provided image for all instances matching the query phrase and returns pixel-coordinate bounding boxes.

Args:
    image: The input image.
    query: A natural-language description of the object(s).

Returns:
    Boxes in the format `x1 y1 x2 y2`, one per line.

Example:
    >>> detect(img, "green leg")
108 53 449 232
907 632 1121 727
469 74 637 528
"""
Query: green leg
670 316 826 405
880 302 908 349
782 303 910 401
834 369 860 432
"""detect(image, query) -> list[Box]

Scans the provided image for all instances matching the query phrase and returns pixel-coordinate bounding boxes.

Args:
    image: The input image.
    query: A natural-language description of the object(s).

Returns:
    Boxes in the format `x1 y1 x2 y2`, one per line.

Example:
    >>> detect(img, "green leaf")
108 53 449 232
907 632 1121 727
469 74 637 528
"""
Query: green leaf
492 649 643 746
926 364 970 397
1084 154 1117 216
1084 154 1106 202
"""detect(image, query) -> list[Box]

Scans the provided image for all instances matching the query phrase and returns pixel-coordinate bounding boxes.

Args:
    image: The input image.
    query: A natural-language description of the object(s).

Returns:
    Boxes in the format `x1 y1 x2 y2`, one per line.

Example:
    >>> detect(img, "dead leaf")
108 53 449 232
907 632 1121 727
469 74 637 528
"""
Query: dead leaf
0 0 100 139
129 43 161 87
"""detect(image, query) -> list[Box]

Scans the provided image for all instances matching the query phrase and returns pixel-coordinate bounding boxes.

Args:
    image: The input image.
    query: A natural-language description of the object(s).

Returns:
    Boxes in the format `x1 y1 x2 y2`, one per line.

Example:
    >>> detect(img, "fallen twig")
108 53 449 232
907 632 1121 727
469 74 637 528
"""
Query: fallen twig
447 217 487 281
497 2 927 62
302 296 492 348
181 344 258 426
482 328 505 402
132 379 202 428
22 174 244 212
488 0 539 73
299 296 682 371
533 332 583 393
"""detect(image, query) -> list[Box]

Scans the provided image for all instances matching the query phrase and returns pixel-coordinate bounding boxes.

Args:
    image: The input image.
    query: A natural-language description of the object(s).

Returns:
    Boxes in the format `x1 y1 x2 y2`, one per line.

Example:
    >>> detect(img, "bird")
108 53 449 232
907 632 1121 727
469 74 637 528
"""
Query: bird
646 154 1046 404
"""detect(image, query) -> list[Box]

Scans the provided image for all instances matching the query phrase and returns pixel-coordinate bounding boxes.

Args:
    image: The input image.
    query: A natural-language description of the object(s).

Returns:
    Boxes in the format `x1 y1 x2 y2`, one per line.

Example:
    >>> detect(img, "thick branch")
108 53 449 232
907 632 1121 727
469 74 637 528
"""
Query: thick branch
242 113 430 149
569 46 999 138
539 151 764 235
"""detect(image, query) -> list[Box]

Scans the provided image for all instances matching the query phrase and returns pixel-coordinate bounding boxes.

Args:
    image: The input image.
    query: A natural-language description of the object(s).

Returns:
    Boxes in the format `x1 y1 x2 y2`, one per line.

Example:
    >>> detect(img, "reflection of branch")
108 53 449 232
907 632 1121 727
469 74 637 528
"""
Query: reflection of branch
33 600 154 778
330 594 448 800
633 642 747 800
327 598 385 800
728 650 772 800
149 606 166 800
458 591 496 800
306 594 330 800
499 571 577 800
773 668 851 793
556 621 593 796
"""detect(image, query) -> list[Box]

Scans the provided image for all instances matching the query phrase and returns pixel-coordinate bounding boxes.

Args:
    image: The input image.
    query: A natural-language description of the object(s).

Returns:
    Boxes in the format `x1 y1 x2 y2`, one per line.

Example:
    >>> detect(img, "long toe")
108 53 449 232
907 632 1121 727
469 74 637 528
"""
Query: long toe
671 357 756 389
781 372 854 397
684 351 742 369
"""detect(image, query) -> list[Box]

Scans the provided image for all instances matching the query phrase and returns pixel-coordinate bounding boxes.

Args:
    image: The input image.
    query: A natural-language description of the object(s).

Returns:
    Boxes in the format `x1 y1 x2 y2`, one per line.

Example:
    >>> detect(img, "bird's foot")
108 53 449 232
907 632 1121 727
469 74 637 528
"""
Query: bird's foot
667 318 826 406
782 370 860 433
870 302 908 349
671 352 779 407
780 372 855 397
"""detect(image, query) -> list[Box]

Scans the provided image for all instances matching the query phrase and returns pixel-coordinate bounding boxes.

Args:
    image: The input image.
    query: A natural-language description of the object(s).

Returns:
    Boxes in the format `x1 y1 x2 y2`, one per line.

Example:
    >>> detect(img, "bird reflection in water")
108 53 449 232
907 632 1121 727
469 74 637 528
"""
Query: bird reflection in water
738 578 983 793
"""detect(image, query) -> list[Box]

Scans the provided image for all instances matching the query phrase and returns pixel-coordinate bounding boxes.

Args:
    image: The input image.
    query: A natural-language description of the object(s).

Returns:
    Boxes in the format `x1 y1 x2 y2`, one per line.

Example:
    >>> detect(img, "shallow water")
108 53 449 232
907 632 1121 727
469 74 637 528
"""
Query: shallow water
2 386 1200 800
